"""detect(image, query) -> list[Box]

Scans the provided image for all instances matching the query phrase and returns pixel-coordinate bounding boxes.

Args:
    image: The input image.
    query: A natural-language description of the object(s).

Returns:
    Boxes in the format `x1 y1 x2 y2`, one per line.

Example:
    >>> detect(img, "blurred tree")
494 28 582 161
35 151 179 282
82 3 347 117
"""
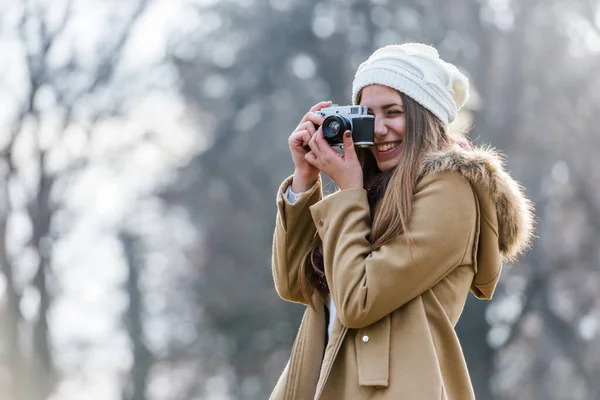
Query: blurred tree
0 0 150 396
0 0 199 399
482 0 600 397
120 231 152 400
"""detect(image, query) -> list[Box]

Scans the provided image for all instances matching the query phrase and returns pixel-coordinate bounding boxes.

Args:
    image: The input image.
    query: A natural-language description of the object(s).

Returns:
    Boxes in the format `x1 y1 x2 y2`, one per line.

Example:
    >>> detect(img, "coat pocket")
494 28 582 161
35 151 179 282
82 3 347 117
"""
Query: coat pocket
354 314 391 388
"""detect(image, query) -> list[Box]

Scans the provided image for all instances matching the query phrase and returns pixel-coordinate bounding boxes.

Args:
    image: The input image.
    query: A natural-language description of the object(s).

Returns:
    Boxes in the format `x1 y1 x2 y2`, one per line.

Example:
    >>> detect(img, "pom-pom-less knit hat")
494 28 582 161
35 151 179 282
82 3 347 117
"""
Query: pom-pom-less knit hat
352 43 469 125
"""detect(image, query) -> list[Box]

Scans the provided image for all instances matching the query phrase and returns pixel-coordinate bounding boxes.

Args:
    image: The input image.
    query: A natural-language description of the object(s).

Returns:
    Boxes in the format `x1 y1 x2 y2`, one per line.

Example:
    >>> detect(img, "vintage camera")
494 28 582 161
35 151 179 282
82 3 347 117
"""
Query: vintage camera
315 105 374 148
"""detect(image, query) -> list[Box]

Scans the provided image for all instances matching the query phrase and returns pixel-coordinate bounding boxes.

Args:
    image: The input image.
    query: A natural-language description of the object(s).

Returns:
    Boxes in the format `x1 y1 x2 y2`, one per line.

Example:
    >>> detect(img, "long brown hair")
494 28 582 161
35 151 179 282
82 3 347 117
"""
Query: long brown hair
298 90 461 308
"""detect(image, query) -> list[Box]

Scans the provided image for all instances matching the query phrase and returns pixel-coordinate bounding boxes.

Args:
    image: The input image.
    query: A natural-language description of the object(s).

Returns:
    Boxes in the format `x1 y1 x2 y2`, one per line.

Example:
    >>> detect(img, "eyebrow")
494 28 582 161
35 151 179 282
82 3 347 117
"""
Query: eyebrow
381 103 403 110
368 103 403 111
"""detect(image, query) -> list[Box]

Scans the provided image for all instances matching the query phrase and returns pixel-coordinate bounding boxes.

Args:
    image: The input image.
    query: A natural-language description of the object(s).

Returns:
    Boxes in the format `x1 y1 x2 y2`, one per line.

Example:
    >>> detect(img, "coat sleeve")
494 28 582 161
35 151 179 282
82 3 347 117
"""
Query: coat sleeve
272 175 323 304
309 171 477 328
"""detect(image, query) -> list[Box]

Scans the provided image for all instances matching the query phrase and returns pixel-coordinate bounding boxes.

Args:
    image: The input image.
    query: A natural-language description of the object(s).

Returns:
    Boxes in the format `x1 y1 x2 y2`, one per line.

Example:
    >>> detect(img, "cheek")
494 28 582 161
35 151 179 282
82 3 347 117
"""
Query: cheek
390 118 406 137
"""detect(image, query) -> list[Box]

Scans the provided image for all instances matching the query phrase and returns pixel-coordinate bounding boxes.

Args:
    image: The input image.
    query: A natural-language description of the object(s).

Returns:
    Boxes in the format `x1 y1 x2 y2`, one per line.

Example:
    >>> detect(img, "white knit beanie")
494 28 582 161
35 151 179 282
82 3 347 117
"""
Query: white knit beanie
351 43 469 125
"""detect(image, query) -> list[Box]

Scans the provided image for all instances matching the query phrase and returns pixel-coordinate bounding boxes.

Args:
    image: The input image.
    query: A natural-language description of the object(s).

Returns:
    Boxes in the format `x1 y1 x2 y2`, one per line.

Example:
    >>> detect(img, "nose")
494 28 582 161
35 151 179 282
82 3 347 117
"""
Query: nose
374 116 387 137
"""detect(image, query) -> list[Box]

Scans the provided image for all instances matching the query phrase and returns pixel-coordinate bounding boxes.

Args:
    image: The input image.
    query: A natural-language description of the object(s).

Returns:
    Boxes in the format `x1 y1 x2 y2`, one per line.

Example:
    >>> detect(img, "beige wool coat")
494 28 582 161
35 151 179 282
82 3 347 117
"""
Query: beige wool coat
270 145 535 400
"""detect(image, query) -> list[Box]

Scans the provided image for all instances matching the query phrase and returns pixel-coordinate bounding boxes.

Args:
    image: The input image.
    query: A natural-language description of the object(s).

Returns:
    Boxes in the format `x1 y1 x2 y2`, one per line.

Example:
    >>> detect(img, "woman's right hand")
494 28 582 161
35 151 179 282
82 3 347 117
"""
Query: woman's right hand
288 101 332 191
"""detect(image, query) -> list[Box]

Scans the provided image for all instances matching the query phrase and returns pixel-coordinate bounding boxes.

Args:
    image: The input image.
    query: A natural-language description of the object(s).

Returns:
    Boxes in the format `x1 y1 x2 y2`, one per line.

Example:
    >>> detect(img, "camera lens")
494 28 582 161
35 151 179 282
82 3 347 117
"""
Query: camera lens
329 121 340 134
322 116 350 140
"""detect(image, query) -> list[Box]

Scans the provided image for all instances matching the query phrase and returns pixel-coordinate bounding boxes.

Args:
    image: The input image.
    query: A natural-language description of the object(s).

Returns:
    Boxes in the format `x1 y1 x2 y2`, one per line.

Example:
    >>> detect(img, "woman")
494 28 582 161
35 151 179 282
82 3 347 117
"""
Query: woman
270 43 535 400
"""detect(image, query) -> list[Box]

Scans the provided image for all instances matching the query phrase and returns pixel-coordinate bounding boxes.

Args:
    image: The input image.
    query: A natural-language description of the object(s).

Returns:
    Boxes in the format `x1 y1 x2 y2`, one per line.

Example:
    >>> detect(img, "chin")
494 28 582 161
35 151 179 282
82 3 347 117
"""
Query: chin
370 147 403 173
377 159 399 172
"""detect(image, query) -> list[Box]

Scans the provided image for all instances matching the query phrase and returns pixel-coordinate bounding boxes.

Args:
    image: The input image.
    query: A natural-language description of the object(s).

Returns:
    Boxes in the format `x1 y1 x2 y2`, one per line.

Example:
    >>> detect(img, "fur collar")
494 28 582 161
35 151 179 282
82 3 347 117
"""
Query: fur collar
420 144 535 263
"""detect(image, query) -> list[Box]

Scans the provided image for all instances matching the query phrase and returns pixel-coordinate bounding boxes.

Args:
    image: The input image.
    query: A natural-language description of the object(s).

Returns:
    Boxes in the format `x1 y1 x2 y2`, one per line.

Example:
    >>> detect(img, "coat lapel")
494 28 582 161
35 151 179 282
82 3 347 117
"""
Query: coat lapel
313 316 348 399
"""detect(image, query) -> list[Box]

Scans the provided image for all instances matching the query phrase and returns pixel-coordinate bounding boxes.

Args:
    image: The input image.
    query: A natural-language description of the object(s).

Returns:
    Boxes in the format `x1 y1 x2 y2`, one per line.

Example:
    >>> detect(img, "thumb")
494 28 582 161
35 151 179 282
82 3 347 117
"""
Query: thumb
343 131 356 159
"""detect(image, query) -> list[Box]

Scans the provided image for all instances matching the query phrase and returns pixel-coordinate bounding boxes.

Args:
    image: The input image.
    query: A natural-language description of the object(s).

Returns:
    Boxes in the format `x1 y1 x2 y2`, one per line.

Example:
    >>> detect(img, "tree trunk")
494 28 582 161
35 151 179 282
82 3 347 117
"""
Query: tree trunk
120 232 152 400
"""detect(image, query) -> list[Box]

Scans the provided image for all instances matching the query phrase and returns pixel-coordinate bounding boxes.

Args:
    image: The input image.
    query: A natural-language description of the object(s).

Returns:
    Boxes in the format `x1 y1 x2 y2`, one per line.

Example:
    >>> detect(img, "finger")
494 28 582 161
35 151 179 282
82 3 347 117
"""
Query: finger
342 130 357 160
290 128 307 144
297 101 332 130
290 130 314 151
309 100 333 112
312 129 341 168
305 151 319 167
313 128 337 157
308 126 323 154
298 112 325 130
295 101 332 131
297 121 317 137
300 130 312 148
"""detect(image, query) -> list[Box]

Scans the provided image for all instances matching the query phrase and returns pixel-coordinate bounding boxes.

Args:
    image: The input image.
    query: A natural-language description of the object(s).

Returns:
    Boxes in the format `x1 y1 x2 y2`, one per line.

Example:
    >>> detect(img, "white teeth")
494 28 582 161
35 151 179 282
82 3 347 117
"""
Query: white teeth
376 142 401 152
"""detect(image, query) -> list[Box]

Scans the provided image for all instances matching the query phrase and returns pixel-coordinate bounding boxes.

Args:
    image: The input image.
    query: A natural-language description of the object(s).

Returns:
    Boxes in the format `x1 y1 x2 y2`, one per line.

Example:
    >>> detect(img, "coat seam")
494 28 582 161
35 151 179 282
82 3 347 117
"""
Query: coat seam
461 182 478 266
282 196 314 304
482 214 498 236
285 314 306 400
460 225 474 267
282 235 294 303
471 184 481 274
473 268 502 287
422 294 447 398
429 288 453 326
291 331 304 400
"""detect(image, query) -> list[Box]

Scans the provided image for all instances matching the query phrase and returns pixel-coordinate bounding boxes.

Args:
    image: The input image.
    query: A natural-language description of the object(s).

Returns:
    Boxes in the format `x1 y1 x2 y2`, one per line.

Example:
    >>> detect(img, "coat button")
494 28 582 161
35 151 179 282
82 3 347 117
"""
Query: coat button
362 335 369 343
318 219 324 227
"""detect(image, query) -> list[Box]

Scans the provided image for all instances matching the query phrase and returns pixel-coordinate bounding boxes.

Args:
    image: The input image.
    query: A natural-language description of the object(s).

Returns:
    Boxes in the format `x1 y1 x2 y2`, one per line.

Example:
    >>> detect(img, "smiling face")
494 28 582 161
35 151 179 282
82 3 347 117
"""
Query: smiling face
359 85 407 172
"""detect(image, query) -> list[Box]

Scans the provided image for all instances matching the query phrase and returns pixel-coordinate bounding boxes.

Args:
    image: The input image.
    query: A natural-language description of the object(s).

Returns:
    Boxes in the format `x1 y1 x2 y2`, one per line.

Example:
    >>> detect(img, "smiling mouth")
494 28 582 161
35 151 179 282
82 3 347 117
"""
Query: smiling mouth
376 141 402 152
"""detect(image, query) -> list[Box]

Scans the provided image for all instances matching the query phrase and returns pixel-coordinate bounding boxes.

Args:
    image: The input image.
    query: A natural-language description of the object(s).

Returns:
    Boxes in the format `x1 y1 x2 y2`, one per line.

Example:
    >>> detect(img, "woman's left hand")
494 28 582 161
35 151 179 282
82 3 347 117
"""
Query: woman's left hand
305 128 363 190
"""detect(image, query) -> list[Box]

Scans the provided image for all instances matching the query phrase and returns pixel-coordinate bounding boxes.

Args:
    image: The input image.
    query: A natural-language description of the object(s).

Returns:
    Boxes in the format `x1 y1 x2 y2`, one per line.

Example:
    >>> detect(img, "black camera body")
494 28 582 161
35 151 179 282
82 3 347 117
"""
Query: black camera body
315 105 374 148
